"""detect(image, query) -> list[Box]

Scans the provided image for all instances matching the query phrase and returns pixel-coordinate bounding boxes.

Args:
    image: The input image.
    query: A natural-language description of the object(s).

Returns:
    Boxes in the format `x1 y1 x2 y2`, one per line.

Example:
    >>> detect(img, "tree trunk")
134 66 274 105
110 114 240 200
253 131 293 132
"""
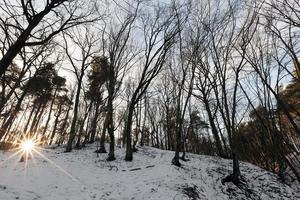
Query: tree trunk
125 103 135 161
99 113 108 153
66 76 82 152
0 89 27 141
23 104 36 134
204 100 224 157
57 104 71 145
107 78 116 161
75 104 92 148
172 91 184 167
32 103 46 135
107 114 115 161
232 151 240 183
166 106 171 150
140 97 147 146
89 103 100 144
0 66 29 113
0 5 54 76
172 126 182 167
29 101 43 134
49 104 62 145
42 89 58 136
75 120 84 149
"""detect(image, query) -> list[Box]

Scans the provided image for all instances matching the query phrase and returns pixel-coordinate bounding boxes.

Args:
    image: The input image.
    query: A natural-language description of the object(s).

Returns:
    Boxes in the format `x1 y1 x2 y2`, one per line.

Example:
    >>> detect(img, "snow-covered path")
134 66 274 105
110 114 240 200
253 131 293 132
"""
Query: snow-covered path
0 145 299 200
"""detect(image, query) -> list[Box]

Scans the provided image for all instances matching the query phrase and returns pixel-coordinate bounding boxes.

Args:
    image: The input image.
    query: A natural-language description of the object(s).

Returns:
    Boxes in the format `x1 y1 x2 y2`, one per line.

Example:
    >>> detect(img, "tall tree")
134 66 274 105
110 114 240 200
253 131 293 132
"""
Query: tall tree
64 27 99 152
104 2 140 161
0 0 100 76
124 3 181 161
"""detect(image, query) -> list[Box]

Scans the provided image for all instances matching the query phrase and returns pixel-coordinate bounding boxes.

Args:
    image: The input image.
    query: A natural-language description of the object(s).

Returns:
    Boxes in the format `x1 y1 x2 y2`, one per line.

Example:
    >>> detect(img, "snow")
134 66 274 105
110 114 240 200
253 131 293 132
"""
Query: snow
0 144 299 200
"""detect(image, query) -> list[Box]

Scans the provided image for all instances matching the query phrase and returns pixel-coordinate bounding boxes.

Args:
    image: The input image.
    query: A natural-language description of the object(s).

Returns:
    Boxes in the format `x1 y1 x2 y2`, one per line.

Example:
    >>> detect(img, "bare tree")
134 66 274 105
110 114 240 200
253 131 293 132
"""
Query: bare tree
169 0 194 167
101 1 140 161
0 0 101 76
197 0 259 183
123 3 181 161
63 27 99 152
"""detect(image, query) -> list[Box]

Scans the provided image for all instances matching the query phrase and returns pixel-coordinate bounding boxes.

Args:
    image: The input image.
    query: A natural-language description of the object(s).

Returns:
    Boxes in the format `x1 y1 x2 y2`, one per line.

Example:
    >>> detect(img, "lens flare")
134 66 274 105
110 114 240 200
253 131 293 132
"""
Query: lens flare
0 136 87 198
20 139 35 152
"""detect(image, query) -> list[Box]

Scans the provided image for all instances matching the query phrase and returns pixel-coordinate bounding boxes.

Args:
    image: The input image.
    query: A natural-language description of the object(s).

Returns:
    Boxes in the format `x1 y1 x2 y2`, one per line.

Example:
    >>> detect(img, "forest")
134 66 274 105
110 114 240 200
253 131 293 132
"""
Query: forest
0 0 300 199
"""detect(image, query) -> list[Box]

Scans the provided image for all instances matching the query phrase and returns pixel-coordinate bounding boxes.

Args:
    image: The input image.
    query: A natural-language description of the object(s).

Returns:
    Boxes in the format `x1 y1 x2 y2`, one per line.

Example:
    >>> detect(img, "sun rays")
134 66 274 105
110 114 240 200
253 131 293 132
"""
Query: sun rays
20 139 35 152
0 137 80 185
0 137 93 200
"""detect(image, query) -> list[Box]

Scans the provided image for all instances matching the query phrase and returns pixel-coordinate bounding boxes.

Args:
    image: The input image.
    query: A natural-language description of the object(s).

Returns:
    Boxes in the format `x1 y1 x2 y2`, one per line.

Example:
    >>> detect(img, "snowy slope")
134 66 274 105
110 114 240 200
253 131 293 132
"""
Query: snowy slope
0 144 299 200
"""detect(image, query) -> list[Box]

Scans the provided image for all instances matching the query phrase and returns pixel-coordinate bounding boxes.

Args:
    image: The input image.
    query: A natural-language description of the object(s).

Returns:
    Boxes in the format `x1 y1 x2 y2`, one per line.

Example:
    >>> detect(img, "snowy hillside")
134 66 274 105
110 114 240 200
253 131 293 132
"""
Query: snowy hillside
0 144 299 200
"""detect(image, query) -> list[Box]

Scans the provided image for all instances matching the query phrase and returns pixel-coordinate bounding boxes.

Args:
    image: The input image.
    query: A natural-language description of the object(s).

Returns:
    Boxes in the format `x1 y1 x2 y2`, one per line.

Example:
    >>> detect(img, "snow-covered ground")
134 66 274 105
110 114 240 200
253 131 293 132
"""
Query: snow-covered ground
0 144 299 200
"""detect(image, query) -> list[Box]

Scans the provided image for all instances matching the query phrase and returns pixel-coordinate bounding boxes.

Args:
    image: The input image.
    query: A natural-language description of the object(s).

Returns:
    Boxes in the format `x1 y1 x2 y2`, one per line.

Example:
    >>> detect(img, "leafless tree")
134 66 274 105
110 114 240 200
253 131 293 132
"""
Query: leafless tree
196 0 259 183
100 1 140 161
63 26 99 152
123 2 181 161
0 0 101 76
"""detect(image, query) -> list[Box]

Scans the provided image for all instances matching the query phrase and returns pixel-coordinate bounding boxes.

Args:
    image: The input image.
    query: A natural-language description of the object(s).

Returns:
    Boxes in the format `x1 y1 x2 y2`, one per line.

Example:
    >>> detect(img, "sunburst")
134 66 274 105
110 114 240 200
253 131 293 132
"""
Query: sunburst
14 137 40 162
14 137 80 183
0 136 92 199
20 139 35 153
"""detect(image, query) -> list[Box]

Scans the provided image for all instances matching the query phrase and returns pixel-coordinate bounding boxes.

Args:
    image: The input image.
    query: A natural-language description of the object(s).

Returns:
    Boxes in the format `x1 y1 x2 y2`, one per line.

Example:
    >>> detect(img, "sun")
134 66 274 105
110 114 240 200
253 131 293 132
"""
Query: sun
20 139 36 153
